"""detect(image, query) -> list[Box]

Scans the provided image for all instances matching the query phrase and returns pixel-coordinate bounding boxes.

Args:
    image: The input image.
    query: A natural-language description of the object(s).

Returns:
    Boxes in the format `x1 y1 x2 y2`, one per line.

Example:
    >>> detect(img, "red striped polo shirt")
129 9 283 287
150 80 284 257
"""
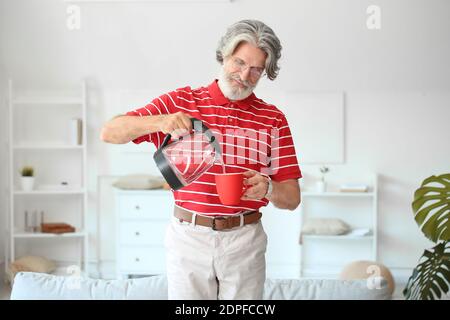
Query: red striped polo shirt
126 79 302 216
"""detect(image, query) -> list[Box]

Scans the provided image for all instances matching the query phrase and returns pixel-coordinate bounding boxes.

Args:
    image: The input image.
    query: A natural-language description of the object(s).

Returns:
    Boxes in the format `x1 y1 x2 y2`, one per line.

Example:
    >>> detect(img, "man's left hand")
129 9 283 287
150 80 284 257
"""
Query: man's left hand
241 171 269 200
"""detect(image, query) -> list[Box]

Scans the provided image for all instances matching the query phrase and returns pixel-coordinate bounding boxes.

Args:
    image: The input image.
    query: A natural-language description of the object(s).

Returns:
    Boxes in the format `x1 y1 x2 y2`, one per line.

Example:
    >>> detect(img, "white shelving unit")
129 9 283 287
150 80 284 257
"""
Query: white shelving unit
263 175 378 280
299 174 378 278
6 79 89 276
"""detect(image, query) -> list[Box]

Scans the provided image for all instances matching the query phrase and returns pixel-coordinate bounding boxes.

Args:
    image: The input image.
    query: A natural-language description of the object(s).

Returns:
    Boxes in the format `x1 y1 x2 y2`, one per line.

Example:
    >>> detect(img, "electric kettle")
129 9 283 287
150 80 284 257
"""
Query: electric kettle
153 117 222 190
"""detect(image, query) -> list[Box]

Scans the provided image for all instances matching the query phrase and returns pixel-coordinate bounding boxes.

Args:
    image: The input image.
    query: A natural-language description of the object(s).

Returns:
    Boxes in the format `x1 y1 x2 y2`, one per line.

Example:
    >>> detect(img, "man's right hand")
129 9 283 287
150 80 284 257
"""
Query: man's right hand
159 112 193 139
100 111 194 144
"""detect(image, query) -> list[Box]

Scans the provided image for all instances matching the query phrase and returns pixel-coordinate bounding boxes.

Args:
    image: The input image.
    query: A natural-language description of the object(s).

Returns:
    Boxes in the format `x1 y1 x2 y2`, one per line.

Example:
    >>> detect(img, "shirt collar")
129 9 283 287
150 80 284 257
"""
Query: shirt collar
208 79 256 110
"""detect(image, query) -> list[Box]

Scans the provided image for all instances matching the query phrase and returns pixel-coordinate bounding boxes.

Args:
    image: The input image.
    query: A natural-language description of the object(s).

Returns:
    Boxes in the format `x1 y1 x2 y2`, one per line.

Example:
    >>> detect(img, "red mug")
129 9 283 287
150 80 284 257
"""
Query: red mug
215 173 247 206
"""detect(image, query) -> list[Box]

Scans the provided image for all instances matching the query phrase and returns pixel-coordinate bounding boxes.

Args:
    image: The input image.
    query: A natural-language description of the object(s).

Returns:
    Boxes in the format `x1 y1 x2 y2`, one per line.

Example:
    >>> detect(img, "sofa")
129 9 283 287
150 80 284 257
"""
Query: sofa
10 272 392 300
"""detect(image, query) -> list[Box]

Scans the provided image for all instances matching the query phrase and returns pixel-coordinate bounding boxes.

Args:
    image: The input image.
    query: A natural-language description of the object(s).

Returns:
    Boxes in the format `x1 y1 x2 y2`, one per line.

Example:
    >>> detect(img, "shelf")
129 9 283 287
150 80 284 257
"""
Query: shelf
64 0 231 3
302 192 374 197
51 266 87 277
300 267 343 279
12 97 83 105
302 234 374 241
13 231 86 238
115 188 170 194
14 144 84 150
14 189 85 195
8 79 89 276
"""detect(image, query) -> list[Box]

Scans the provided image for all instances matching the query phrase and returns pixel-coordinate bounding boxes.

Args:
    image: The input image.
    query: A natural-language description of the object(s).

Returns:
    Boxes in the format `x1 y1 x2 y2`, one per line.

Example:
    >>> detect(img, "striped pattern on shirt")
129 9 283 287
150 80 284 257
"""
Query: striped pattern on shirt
126 80 302 216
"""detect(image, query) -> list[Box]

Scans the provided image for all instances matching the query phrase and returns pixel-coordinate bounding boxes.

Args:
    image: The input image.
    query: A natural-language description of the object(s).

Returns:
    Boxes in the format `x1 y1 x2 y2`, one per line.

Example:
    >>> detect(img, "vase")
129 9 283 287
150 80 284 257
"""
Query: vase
21 177 35 191
316 180 326 193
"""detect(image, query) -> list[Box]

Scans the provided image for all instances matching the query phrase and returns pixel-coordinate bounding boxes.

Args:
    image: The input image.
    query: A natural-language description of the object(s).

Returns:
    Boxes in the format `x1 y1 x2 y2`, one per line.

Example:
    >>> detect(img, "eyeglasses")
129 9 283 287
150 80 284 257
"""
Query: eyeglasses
230 57 265 80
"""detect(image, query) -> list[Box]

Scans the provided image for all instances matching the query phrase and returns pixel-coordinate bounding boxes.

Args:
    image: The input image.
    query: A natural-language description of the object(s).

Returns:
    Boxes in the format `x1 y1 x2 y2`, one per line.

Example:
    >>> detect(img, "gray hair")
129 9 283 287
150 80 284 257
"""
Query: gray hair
216 19 282 81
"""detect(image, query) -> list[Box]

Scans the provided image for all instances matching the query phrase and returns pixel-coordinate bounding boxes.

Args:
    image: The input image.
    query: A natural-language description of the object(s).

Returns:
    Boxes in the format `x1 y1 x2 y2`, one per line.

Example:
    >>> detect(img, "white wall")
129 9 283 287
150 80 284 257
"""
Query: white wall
0 65 8 281
1 0 450 91
1 0 449 280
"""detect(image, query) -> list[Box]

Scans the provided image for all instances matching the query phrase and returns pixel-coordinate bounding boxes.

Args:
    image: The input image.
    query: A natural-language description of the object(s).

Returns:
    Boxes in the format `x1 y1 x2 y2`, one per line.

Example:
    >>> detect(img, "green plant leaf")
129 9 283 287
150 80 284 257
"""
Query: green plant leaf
412 174 450 242
403 241 450 300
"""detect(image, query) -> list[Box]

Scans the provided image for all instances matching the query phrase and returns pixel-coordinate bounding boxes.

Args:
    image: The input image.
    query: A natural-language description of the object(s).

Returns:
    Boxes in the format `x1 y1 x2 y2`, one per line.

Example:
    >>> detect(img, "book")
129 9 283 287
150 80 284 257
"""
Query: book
339 184 368 192
41 223 75 234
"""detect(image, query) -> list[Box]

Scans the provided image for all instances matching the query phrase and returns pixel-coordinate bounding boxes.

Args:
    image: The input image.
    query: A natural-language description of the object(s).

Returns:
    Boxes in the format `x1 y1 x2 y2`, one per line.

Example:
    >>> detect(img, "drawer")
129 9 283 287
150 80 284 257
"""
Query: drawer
118 246 166 273
118 193 173 220
119 221 167 246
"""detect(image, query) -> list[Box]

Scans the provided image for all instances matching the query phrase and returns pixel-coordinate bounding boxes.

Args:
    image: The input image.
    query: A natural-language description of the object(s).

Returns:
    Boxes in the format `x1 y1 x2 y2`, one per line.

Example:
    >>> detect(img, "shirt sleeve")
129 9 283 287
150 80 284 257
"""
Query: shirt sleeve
268 115 302 182
125 91 179 149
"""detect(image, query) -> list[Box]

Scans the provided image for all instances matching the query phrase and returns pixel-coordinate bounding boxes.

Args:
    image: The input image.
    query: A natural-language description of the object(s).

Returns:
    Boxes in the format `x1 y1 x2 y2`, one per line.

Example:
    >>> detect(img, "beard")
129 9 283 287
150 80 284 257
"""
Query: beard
218 67 258 101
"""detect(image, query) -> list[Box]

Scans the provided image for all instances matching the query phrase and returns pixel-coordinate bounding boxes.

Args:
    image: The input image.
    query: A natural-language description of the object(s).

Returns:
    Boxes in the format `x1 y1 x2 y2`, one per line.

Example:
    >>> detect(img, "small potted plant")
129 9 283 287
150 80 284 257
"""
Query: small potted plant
20 166 35 191
316 166 329 192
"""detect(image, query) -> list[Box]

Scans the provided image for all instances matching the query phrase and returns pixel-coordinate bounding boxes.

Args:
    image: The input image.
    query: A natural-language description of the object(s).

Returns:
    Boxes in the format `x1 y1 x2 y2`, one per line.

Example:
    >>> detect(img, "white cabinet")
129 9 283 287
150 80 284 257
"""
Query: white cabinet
6 79 89 276
262 203 302 279
115 189 172 279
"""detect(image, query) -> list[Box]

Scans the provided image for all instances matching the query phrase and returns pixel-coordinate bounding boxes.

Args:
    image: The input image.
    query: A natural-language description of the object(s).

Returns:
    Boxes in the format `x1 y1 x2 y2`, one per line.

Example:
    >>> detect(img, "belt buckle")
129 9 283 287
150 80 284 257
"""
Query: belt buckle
212 216 226 231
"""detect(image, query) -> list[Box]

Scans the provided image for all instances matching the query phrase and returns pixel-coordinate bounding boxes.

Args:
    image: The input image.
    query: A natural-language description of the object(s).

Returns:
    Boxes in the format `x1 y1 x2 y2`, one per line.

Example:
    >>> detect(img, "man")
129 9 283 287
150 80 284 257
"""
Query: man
101 19 302 300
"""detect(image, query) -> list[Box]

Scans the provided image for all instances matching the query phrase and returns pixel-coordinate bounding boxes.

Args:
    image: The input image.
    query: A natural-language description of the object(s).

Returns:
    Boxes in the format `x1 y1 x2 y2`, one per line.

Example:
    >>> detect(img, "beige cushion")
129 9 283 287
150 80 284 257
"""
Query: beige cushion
112 174 166 190
6 256 56 286
339 260 395 295
301 218 350 236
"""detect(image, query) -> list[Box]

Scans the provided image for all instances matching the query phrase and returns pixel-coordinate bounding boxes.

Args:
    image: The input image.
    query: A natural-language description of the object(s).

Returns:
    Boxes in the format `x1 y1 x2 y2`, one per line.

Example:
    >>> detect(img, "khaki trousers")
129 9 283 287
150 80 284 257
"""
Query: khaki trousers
164 216 268 300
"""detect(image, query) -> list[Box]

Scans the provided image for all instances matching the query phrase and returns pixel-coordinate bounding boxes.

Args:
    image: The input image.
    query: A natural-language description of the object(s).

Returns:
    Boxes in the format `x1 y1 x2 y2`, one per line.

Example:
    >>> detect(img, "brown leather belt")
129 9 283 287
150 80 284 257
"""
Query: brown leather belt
174 206 262 231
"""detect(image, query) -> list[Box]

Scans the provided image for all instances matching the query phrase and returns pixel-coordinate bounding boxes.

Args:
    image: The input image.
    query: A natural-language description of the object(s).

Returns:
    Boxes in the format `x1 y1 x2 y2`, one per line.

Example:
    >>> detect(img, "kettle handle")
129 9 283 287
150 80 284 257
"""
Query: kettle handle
158 117 216 150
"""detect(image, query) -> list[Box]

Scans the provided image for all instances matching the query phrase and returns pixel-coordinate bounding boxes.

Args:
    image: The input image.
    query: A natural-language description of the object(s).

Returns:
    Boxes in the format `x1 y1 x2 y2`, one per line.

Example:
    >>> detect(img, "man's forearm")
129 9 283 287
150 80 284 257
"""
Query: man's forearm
266 180 301 211
100 115 163 144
